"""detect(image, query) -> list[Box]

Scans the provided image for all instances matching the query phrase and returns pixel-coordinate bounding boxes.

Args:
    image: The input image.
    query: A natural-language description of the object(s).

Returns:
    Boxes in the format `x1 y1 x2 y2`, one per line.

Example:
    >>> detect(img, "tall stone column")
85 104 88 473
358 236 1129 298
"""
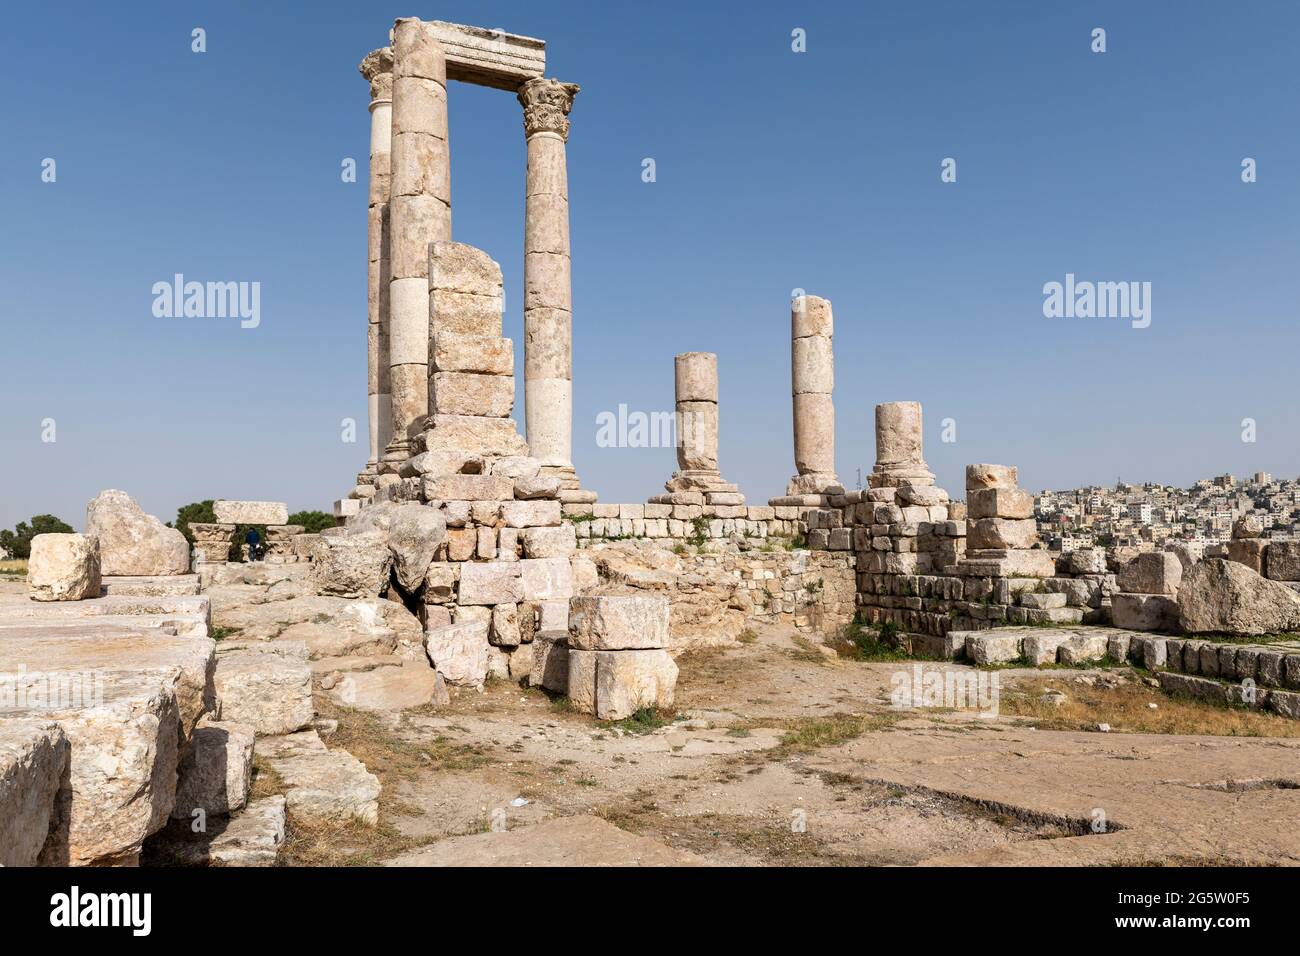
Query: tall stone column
518 78 592 502
870 401 935 488
787 294 838 496
359 48 393 476
649 352 745 507
383 18 451 470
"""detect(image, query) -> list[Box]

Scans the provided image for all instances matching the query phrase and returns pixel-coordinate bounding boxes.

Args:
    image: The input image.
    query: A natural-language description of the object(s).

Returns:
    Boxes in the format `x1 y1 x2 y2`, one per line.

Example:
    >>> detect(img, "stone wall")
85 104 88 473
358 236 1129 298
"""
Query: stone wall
567 502 805 547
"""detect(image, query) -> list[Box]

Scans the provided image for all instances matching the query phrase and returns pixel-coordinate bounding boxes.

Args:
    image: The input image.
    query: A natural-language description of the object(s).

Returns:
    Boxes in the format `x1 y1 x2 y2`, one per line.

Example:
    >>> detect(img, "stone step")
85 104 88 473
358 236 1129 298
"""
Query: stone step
99 574 202 597
255 730 380 825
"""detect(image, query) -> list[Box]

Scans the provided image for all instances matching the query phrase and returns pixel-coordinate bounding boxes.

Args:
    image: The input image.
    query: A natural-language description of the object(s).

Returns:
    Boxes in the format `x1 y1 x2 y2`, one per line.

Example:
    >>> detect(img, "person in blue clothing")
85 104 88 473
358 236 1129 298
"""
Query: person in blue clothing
245 527 261 562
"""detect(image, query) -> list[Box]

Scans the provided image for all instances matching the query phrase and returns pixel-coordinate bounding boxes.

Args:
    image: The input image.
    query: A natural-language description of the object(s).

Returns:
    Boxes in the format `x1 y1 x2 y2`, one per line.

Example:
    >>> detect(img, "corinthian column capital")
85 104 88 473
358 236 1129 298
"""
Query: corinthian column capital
359 47 394 105
518 78 580 141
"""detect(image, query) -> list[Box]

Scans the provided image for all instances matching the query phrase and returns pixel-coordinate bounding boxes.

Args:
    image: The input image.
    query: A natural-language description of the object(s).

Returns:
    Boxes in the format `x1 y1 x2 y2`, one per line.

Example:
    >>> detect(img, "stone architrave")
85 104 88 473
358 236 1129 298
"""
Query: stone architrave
383 18 452 469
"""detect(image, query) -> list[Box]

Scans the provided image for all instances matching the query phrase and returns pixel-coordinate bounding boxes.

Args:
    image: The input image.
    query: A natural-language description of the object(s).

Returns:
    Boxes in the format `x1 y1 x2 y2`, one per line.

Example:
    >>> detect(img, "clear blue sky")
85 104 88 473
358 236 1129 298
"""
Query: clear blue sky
2 0 1297 531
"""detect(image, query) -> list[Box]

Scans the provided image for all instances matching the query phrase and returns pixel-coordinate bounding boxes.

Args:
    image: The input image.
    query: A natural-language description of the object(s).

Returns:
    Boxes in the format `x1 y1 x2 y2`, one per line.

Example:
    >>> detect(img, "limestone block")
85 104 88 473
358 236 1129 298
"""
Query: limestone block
1022 632 1071 665
967 518 1038 551
508 643 535 682
27 533 101 601
214 645 314 736
493 456 541 480
172 720 255 819
430 371 514 417
255 730 380 825
490 603 521 647
86 489 190 576
514 476 562 499
964 633 1023 665
309 531 392 598
1227 539 1268 576
1111 593 1180 632
1118 552 1184 596
431 333 513 375
967 488 1033 520
390 126 450 199
676 400 719 472
875 402 924 465
1268 542 1300 582
1057 633 1110 665
529 636 569 692
456 562 520 606
213 501 289 525
520 524 576 559
421 415 529 458
390 195 451 277
1019 592 1067 610
792 392 835 476
429 289 504 337
1178 559 1300 636
0 720 68 867
430 240 502 297
385 503 447 593
1061 548 1107 575
568 595 669 650
965 464 1018 492
1232 515 1264 540
423 474 515 501
520 557 573 602
424 620 490 688
501 500 562 528
567 648 678 720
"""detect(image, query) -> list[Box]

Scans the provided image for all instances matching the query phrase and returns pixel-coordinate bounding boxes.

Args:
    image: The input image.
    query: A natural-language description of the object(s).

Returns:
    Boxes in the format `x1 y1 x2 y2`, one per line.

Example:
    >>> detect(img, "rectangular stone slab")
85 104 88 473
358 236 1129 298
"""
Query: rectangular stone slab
214 501 289 525
428 21 545 91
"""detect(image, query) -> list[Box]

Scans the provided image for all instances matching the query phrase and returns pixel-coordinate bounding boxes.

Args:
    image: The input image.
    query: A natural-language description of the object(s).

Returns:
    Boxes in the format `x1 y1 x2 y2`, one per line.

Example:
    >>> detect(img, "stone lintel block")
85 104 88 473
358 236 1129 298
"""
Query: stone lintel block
213 501 289 525
426 20 545 91
420 415 529 458
568 595 669 650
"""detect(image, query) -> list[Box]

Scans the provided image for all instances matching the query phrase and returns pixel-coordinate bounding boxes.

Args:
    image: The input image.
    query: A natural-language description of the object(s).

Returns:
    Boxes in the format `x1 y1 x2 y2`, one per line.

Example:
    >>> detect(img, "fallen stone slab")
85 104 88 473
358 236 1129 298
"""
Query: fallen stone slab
309 531 392 598
86 489 190 576
424 620 490 689
144 794 286 867
0 719 69 866
1179 559 1300 636
213 643 313 736
1057 632 1110 665
0 622 216 744
0 592 209 623
29 670 183 866
211 593 421 654
172 720 255 819
213 501 289 525
568 594 670 651
1022 631 1072 666
1112 593 1179 632
27 533 101 602
321 660 441 711
962 632 1023 666
385 815 707 866
256 730 380 825
99 574 201 597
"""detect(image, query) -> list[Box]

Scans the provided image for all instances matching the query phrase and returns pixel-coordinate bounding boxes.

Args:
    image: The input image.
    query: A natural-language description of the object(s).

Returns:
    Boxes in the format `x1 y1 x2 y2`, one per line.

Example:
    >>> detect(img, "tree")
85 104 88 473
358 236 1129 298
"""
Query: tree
288 510 337 534
0 514 74 559
171 500 216 545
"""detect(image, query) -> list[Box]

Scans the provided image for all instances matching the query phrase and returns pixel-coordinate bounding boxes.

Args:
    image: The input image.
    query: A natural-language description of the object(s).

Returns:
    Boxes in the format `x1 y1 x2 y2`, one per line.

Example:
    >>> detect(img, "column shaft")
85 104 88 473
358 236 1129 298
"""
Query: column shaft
360 48 393 472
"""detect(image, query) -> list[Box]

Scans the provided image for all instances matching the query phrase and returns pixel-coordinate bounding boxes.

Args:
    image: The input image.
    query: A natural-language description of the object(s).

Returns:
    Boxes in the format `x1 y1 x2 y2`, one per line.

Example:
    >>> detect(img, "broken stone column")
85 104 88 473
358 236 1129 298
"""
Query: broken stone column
518 78 594 505
360 47 394 477
869 401 934 488
649 352 744 506
787 295 838 497
383 18 452 469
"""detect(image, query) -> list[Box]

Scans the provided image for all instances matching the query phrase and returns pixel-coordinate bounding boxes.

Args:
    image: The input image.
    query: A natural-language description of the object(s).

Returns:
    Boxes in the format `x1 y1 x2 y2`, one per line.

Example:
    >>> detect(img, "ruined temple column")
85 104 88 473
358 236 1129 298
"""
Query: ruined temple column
787 294 838 496
650 352 744 506
870 401 935 488
519 78 592 501
383 18 451 470
359 47 393 476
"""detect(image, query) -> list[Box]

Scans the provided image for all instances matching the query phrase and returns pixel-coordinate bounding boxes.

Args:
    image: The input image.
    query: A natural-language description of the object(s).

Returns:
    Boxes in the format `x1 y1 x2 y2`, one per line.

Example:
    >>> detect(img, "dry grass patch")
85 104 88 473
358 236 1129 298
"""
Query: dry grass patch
0 559 26 578
1002 676 1300 738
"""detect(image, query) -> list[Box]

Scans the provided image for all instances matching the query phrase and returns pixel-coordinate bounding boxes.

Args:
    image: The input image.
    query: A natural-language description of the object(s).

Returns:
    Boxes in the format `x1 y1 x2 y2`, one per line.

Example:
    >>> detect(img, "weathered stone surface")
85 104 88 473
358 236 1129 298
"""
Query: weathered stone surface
520 524 575 559
963 632 1023 665
172 720 255 819
1057 633 1110 665
423 474 515 501
965 464 1018 491
568 594 669 650
1268 542 1300 582
420 414 529 458
27 533 101 602
1023 631 1071 665
529 635 568 691
1019 592 1067 610
1112 593 1180 632
386 503 447 592
567 648 678 720
214 644 313 735
256 730 380 825
967 518 1038 551
431 333 513 375
501 500 561 528
424 620 490 688
490 602 521 647
310 531 392 598
520 556 573 602
324 660 442 711
0 720 68 866
213 501 289 525
967 488 1033 520
1232 515 1264 540
1226 539 1268 576
1179 559 1300 636
98 573 201 597
430 371 515 417
86 489 190 576
1118 552 1184 596
164 795 286 867
1060 548 1107 575
34 672 181 866
457 562 522 605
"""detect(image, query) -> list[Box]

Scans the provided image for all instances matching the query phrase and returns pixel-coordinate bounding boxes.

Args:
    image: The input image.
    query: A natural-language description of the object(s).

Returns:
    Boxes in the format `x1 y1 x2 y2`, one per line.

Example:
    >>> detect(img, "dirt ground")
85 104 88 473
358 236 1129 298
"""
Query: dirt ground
260 615 1300 867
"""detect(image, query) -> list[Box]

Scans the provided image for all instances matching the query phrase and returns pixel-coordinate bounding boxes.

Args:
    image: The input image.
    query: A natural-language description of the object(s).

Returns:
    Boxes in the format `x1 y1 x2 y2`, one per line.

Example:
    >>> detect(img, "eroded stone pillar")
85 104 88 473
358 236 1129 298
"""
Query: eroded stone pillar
519 78 592 501
383 18 451 469
650 352 744 506
360 48 393 475
870 401 934 487
788 294 837 495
